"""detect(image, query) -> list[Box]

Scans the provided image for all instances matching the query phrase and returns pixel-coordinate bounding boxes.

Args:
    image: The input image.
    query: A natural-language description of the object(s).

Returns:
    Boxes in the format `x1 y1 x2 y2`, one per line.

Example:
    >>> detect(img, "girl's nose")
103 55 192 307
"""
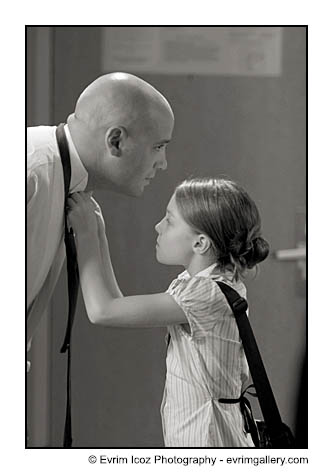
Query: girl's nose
155 220 162 233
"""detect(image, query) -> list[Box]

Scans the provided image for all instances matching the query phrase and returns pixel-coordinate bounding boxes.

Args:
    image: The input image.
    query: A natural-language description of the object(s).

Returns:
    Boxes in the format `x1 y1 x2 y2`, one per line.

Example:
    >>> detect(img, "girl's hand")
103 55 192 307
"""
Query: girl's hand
90 196 106 234
67 191 99 238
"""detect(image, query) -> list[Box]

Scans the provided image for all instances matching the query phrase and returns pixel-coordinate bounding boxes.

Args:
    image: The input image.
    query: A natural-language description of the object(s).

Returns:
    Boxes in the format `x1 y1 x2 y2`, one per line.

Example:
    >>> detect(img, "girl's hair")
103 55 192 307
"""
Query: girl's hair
174 177 269 279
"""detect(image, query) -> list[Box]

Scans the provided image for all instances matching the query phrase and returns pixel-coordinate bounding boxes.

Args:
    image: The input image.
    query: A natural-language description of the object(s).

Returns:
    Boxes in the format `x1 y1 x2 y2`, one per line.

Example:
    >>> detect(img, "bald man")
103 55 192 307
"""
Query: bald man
27 72 174 345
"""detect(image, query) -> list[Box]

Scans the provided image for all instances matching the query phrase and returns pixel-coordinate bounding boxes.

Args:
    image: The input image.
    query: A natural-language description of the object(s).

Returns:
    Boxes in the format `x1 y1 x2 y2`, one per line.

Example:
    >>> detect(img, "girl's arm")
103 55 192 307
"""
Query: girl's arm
92 197 123 298
68 192 187 328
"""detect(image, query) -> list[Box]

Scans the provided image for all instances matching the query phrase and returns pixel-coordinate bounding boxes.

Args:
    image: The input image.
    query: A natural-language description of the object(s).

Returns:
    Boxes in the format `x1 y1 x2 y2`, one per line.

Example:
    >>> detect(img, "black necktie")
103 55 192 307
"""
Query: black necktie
56 123 80 448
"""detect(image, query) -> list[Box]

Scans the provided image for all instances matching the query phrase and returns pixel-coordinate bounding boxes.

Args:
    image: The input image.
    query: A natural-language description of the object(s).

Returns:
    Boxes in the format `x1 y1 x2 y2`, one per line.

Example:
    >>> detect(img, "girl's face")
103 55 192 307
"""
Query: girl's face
155 194 197 266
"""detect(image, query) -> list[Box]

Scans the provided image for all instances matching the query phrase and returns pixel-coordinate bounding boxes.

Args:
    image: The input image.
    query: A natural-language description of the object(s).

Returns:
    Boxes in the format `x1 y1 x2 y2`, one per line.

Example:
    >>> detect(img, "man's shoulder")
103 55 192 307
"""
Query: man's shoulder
27 125 59 171
27 125 57 138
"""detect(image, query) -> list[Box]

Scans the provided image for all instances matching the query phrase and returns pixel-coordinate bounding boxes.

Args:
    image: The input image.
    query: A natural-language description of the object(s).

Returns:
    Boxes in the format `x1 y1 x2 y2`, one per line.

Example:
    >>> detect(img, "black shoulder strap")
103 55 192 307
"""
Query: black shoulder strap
56 124 79 353
56 123 71 199
56 123 79 447
215 280 284 436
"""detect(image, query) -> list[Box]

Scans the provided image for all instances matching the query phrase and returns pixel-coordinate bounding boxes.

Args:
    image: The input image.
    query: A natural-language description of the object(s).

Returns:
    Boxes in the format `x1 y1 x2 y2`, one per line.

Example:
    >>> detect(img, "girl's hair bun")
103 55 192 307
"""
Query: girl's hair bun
244 236 270 269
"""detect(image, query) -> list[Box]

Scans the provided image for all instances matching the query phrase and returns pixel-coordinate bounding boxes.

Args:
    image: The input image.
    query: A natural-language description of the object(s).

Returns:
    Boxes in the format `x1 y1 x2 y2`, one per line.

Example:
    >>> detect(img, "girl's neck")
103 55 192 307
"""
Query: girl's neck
186 255 217 277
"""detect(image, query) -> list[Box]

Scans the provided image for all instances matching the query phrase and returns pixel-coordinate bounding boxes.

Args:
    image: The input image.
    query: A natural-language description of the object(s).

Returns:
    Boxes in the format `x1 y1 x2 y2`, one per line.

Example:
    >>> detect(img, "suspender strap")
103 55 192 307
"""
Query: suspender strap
56 123 79 448
215 281 284 437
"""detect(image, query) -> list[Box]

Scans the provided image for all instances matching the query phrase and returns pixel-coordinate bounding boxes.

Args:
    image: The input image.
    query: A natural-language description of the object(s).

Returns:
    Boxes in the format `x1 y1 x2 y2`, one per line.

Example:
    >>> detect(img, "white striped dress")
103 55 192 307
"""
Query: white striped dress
160 263 254 447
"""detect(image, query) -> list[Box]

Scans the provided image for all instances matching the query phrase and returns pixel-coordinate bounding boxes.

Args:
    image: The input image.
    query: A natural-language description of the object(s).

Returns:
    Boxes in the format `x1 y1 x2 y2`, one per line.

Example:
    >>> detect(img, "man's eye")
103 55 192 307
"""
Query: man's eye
155 144 165 151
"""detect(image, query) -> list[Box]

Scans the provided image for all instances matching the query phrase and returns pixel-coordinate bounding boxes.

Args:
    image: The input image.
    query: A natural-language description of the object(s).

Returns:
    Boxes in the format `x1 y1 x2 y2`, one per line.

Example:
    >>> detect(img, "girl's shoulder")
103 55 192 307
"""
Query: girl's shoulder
213 273 247 300
165 267 247 338
166 265 246 310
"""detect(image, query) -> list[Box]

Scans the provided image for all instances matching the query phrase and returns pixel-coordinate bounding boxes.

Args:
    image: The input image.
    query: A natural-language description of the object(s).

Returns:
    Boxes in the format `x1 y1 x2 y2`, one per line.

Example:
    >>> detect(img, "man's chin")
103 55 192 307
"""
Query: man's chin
131 186 145 197
110 182 144 198
126 180 147 197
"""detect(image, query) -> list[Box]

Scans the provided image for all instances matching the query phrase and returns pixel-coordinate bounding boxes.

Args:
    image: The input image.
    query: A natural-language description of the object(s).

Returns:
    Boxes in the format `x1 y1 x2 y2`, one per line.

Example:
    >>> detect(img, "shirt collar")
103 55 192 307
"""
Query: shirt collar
64 124 88 192
176 262 220 281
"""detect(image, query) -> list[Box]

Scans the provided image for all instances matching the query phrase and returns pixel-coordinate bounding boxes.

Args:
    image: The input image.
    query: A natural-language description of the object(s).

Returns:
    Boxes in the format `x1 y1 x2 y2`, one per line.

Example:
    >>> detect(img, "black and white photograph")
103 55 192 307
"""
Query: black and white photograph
26 25 307 451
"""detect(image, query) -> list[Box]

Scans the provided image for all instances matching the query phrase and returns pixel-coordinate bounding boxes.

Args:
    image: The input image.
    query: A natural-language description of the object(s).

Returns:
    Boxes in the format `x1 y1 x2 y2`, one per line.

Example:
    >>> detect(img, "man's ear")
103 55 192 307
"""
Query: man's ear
193 234 212 255
106 126 127 157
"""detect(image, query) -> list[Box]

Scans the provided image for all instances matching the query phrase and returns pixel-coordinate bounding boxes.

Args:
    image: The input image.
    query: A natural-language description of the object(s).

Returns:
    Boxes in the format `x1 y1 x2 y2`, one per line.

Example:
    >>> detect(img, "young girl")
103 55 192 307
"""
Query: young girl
67 177 269 447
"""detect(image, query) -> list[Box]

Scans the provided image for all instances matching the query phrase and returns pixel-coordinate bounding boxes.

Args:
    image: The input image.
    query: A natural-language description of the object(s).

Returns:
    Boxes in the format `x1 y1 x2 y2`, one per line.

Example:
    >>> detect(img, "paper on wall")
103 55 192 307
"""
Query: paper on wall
102 26 282 76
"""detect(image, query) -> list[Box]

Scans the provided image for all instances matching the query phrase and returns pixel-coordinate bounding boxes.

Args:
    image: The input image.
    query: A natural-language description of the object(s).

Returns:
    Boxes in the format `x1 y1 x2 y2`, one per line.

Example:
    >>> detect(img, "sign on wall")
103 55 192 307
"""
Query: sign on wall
102 27 282 76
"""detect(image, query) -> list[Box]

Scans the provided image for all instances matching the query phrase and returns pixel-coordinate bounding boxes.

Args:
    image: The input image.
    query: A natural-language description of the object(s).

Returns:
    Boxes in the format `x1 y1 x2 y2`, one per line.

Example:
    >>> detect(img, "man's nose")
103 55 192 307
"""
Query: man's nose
156 153 167 171
155 221 162 233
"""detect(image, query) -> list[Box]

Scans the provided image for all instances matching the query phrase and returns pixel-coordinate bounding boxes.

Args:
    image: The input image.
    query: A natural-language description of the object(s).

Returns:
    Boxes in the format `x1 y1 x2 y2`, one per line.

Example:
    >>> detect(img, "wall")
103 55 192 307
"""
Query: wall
26 26 53 447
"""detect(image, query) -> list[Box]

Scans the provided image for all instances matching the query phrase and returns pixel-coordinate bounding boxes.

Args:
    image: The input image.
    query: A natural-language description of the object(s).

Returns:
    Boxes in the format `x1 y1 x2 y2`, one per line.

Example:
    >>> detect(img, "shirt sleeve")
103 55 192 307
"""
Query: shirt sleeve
26 165 54 308
27 169 43 308
167 277 229 339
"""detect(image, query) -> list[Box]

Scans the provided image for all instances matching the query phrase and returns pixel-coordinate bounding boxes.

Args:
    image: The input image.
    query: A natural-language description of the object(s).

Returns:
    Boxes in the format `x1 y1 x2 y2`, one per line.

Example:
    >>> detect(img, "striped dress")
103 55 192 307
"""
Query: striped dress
160 263 254 447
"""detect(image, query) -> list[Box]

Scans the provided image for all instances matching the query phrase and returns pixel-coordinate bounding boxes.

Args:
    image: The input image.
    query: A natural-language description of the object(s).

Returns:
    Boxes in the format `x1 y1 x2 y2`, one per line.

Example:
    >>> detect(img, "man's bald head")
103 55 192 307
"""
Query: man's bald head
67 72 174 196
72 72 173 131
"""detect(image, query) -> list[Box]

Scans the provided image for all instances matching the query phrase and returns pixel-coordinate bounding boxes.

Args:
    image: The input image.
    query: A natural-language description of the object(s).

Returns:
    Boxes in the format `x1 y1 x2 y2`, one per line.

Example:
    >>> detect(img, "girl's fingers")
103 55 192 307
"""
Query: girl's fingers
90 197 102 214
67 194 80 206
79 191 93 201
68 192 93 210
68 191 90 204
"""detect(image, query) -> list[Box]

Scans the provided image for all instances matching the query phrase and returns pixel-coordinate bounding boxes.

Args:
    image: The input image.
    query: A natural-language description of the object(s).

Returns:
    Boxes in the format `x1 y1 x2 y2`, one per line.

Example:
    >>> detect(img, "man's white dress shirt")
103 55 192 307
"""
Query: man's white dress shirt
27 125 88 344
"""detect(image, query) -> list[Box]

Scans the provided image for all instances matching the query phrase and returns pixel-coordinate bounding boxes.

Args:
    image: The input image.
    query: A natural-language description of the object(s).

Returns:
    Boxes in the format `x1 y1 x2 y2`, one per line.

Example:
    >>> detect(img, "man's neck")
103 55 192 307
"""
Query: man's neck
64 123 89 192
67 120 84 159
